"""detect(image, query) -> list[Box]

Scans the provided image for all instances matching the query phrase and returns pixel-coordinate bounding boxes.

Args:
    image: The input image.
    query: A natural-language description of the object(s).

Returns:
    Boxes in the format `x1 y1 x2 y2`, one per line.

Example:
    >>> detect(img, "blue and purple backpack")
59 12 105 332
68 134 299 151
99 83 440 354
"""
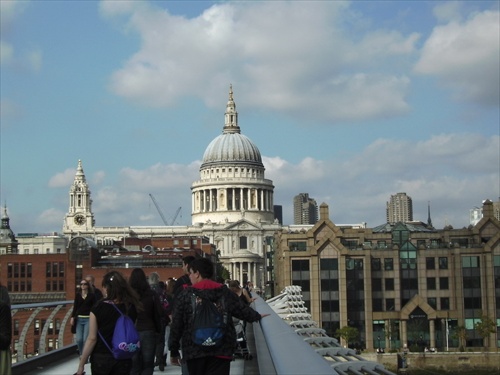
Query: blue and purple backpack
98 302 140 359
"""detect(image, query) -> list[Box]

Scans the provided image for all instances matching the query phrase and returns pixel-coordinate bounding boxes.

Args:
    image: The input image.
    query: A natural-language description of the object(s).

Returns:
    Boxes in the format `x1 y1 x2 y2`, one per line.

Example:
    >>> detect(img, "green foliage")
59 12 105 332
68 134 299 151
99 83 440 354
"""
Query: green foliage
474 315 496 347
335 326 359 346
451 326 467 349
216 263 230 281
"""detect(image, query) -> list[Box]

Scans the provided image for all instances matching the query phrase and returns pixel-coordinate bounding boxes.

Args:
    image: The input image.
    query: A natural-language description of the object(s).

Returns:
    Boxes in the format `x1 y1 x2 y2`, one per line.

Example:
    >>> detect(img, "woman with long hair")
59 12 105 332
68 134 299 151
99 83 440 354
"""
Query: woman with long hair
71 279 97 357
75 271 142 375
129 268 162 375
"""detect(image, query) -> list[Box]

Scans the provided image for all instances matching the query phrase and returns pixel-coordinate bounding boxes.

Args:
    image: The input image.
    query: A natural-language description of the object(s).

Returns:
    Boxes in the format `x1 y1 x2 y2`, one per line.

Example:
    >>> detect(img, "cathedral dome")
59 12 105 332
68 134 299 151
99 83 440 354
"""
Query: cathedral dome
201 132 263 168
200 85 263 169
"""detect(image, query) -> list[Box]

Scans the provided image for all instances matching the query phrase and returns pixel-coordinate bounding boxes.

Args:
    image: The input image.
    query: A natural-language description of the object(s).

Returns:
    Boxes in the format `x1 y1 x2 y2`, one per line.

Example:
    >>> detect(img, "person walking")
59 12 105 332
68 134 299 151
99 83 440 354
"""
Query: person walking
85 274 104 301
0 300 12 375
169 258 268 375
171 255 195 375
149 272 168 371
129 268 163 375
0 282 10 307
75 271 141 375
163 278 175 367
71 279 97 357
173 256 196 301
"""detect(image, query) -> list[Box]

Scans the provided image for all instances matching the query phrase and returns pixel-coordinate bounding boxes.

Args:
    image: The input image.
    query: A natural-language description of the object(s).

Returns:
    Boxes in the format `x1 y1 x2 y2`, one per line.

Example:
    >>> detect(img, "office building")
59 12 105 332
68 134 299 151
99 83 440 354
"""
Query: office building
274 199 499 351
293 193 318 225
386 192 413 224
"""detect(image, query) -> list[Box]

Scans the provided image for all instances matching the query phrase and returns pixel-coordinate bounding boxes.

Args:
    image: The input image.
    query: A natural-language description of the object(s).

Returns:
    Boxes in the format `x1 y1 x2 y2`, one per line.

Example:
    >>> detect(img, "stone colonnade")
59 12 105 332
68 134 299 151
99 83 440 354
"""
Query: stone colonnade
226 260 260 285
193 187 273 213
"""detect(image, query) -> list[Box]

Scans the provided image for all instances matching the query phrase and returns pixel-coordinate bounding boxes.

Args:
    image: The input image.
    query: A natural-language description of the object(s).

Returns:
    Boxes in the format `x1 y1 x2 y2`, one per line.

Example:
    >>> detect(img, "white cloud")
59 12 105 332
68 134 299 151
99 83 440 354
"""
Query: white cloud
32 132 499 232
26 48 42 72
48 168 79 188
269 133 499 227
415 10 500 107
0 40 13 64
103 1 419 122
432 1 463 23
0 98 22 129
37 208 66 233
0 0 36 71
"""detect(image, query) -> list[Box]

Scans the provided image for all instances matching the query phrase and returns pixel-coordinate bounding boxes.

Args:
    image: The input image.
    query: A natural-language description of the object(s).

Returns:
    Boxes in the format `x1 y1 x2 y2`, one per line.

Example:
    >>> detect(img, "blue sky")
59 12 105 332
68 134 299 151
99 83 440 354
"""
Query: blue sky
1 0 499 234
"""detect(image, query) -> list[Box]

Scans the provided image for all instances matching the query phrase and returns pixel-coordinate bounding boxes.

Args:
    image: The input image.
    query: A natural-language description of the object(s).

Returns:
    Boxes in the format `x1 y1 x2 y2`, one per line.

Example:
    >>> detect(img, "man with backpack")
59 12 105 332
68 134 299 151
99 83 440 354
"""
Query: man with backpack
168 258 268 375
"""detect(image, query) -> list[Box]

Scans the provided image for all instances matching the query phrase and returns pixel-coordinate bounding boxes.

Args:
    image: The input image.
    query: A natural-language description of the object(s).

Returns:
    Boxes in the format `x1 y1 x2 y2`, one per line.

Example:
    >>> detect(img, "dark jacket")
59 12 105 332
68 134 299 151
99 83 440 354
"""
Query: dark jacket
72 292 97 317
168 279 262 361
0 302 12 350
172 274 191 313
135 289 160 333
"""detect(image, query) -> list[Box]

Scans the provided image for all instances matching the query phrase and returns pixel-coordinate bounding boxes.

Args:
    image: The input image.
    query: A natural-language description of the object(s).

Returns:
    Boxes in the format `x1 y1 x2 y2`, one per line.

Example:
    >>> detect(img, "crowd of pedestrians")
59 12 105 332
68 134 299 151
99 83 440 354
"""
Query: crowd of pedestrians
0 259 265 375
71 256 266 375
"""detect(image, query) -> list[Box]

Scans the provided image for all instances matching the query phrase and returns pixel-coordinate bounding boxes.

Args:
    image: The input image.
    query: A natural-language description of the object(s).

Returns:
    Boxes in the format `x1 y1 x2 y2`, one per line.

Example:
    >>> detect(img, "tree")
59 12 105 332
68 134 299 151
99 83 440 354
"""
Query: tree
451 325 467 351
474 315 496 349
384 320 399 349
336 326 359 348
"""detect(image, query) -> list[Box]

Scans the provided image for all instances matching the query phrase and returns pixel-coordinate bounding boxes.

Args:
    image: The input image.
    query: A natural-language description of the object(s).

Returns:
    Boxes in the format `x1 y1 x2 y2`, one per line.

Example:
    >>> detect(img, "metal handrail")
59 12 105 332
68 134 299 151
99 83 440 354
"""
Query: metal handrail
11 300 74 363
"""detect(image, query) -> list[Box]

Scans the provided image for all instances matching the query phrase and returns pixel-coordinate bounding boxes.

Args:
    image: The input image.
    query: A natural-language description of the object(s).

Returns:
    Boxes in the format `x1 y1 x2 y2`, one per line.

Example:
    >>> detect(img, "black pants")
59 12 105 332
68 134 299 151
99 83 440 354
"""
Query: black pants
155 330 166 364
186 356 231 375
91 352 132 375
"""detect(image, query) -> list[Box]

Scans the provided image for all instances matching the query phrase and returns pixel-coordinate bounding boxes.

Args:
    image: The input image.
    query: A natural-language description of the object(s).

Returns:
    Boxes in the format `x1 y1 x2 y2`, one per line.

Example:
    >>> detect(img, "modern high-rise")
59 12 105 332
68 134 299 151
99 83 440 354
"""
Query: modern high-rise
386 192 413 224
293 193 318 225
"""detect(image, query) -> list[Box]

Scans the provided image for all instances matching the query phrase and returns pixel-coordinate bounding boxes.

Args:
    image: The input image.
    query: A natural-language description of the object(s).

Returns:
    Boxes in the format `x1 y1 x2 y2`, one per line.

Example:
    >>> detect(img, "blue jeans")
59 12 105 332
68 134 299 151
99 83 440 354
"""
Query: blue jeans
131 330 156 375
76 316 90 355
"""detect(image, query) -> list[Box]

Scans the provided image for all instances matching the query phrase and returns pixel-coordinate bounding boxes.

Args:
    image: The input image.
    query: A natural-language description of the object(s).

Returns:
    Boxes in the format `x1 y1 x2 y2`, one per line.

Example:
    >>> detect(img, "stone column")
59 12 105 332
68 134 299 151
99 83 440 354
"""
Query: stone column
231 188 236 211
401 320 408 348
429 319 436 348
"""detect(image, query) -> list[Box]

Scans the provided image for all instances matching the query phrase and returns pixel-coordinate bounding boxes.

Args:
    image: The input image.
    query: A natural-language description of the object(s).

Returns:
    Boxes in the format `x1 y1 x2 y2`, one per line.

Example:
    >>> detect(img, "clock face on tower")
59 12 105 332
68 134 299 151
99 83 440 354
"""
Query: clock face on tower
74 215 86 226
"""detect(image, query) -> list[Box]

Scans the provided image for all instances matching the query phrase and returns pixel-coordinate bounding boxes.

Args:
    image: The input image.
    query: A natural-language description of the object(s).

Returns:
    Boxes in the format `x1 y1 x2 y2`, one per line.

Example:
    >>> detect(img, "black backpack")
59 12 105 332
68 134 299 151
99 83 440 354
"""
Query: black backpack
191 291 228 348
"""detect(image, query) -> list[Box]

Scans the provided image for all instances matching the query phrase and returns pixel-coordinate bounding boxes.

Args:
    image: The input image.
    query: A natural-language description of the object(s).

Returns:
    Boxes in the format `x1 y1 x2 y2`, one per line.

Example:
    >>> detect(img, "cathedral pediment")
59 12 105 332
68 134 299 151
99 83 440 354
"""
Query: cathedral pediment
224 219 261 231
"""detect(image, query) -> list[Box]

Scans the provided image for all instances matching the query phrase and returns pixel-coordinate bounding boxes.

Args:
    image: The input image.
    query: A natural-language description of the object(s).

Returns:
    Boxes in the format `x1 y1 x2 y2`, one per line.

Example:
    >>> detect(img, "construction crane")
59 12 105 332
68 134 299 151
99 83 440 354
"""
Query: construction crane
149 194 168 226
171 206 182 226
149 194 181 226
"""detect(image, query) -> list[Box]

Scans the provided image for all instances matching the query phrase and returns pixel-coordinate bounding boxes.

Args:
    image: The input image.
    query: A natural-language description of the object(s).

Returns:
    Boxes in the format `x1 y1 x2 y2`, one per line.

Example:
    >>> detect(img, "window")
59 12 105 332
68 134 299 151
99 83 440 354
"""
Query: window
321 300 339 312
341 239 358 250
321 258 338 270
464 297 481 309
386 298 395 311
439 257 448 269
385 278 394 291
426 257 435 270
427 277 436 290
428 298 437 309
377 241 387 249
34 319 40 335
384 258 394 270
439 277 449 290
321 278 339 291
462 256 479 268
372 258 381 271
346 258 363 270
289 241 307 251
372 278 382 291
239 236 247 249
373 299 383 312
441 298 450 310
